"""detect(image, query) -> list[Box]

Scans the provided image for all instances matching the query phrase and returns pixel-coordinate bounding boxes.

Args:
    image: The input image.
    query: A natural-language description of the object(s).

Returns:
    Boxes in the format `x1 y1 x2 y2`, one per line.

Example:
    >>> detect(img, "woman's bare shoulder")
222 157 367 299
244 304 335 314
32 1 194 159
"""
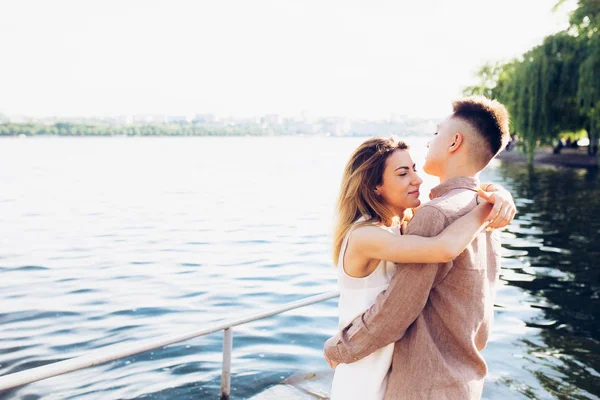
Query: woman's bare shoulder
348 224 390 249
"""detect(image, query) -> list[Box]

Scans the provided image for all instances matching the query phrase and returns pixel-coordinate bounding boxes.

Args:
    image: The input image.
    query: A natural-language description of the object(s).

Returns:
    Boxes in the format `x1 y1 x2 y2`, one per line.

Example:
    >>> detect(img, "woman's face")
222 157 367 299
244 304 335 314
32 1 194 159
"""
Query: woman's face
375 149 423 215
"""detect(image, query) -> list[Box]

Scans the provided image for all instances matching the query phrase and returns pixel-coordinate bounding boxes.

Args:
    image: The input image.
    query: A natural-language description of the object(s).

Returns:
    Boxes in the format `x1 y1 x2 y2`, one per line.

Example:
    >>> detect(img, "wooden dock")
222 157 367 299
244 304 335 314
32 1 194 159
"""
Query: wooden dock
249 369 333 400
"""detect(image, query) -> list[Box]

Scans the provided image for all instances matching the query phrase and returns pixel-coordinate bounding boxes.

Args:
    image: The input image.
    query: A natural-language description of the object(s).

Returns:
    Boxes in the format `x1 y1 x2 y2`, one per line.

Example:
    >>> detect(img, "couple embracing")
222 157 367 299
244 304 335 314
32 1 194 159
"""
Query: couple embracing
324 96 516 400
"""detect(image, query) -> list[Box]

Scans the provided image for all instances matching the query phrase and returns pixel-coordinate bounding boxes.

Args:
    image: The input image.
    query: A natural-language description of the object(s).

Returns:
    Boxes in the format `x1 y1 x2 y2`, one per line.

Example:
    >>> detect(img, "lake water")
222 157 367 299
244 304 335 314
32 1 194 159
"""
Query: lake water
0 136 598 399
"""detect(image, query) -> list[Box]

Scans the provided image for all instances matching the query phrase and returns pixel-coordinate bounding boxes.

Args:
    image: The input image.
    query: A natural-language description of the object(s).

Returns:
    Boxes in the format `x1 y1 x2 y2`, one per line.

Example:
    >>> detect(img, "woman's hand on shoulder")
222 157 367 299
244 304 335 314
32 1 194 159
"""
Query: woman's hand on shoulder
477 186 516 229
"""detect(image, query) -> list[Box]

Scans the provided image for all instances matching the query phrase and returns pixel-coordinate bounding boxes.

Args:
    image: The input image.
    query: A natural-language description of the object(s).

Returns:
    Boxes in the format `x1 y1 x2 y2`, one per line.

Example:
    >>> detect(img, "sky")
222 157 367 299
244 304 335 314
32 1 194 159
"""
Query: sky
0 0 576 120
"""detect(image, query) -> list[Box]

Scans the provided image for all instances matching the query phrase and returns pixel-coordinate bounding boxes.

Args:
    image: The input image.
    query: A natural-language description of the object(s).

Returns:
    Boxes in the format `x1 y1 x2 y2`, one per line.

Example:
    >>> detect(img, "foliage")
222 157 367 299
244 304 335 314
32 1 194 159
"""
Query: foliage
465 0 600 162
463 63 504 99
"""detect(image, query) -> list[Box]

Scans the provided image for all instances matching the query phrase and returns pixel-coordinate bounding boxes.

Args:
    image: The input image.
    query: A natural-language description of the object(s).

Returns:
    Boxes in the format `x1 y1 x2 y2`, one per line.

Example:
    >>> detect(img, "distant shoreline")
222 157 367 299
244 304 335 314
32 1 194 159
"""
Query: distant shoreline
1 133 388 138
0 119 437 138
0 132 431 139
497 147 598 168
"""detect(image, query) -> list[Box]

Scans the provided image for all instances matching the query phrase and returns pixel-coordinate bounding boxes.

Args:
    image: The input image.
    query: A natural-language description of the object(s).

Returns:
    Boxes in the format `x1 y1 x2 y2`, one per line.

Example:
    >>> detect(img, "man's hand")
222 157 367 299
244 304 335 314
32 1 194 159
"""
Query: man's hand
324 352 339 369
477 187 516 229
323 337 341 369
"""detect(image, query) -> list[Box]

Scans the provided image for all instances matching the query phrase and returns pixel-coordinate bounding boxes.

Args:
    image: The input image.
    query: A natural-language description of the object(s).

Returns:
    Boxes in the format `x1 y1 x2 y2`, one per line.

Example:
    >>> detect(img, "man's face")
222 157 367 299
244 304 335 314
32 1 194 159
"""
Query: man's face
423 116 456 177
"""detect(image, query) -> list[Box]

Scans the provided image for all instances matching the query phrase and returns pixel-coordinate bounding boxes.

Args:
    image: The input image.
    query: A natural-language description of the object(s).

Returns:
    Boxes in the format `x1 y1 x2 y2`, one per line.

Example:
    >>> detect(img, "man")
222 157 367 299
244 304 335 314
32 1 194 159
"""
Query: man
324 96 513 399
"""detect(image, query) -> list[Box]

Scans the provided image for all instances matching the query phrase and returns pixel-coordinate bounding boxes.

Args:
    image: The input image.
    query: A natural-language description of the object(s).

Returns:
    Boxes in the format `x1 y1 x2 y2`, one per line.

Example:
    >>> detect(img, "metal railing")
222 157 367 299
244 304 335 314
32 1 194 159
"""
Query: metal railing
0 290 340 399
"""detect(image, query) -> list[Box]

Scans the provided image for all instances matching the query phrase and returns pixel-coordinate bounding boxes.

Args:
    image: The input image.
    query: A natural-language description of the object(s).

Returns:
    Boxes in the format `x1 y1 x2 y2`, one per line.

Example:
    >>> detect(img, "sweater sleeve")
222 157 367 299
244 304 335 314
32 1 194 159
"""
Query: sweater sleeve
324 205 451 364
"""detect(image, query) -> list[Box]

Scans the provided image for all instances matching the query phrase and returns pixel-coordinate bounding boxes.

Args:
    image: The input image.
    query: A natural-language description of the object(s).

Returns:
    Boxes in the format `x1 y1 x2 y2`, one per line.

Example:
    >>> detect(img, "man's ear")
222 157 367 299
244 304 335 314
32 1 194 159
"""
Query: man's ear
448 132 463 154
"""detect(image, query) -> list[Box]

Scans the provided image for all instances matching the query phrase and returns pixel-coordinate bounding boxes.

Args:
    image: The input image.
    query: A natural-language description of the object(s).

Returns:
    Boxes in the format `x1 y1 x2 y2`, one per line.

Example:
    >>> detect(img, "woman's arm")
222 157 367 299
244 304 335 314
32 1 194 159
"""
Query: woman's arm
351 201 493 265
403 182 514 225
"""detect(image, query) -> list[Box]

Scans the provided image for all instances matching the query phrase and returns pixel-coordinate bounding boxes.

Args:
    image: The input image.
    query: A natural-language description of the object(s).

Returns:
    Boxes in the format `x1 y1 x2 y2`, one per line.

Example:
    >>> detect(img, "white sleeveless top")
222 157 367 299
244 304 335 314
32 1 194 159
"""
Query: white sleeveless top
330 218 400 400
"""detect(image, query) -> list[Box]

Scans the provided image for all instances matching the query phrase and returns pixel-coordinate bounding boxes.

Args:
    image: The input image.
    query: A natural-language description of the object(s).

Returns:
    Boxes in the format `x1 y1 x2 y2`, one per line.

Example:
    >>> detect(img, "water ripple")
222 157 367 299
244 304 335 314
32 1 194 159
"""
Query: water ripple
0 137 598 399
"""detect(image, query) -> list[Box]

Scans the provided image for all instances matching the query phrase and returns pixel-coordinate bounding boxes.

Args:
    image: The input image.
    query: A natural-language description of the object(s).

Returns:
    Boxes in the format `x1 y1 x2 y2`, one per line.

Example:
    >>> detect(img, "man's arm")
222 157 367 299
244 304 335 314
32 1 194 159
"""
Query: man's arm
324 205 451 365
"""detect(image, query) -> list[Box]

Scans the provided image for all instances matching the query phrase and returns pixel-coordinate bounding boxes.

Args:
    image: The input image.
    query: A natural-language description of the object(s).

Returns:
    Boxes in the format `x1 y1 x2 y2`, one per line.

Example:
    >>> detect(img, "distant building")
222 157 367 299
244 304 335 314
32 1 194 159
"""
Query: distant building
166 115 192 124
39 116 59 126
7 115 35 124
282 119 318 135
110 115 134 125
133 114 167 124
194 113 217 124
262 114 283 125
320 117 350 136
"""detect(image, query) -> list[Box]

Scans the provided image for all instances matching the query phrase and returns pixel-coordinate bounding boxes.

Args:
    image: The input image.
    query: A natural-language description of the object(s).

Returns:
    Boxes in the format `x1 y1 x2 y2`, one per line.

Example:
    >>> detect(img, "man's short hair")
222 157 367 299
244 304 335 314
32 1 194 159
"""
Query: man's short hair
452 96 510 166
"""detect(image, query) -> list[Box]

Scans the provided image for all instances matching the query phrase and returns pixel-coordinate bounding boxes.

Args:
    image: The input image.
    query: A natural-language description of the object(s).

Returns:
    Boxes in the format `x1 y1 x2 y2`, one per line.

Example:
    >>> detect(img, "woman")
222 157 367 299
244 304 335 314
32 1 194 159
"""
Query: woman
330 137 514 400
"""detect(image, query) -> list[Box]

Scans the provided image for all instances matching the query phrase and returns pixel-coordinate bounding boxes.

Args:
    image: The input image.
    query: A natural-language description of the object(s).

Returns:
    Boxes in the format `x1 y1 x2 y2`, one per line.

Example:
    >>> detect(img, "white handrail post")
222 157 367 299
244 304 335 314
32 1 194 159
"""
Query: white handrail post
220 327 233 400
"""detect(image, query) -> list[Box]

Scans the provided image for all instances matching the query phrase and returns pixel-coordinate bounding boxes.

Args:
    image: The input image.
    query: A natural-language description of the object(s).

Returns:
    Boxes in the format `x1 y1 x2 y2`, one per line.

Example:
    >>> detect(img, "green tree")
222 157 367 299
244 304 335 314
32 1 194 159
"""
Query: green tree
466 0 600 162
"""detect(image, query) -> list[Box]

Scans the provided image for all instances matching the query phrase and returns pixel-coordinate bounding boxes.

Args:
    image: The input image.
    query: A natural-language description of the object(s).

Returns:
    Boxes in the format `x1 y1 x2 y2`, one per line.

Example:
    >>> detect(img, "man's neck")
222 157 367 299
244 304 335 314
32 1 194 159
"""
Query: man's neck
438 165 480 183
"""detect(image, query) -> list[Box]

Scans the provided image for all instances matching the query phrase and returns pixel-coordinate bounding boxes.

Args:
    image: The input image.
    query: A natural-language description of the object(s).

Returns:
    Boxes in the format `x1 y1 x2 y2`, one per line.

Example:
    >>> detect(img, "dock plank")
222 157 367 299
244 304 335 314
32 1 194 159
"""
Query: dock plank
250 369 333 400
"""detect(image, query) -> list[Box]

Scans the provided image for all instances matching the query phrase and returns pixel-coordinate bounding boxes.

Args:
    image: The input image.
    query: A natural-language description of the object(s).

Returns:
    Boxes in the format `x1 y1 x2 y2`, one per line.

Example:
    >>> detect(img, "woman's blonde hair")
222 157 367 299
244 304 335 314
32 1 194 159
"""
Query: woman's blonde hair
332 137 409 265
